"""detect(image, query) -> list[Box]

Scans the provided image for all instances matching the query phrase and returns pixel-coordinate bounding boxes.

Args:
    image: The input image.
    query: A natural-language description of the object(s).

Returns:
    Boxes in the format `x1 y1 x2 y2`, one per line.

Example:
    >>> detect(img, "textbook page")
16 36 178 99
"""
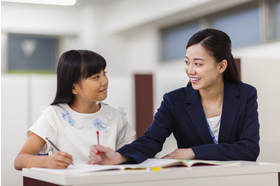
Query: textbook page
31 164 125 174
31 159 180 174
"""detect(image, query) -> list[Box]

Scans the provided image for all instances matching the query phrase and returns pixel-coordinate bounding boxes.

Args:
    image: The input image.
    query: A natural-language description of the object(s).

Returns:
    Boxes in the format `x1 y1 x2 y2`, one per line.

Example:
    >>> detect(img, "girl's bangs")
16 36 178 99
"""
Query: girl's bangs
81 51 107 79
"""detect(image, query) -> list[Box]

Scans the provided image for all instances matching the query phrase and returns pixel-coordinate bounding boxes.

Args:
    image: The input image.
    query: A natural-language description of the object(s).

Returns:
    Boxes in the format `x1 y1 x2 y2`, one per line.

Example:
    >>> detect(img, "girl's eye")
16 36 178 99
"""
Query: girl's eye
195 63 201 66
185 61 189 64
91 71 107 79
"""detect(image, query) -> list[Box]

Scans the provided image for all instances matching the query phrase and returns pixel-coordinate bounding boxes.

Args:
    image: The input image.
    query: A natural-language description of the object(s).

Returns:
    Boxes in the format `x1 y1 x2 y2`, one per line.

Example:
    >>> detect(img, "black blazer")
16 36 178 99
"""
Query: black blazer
118 81 260 163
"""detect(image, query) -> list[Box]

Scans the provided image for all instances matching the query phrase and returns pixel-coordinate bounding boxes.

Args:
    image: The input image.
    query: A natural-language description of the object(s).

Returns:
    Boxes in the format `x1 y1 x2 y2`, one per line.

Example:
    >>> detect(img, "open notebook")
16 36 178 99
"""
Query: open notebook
31 158 240 175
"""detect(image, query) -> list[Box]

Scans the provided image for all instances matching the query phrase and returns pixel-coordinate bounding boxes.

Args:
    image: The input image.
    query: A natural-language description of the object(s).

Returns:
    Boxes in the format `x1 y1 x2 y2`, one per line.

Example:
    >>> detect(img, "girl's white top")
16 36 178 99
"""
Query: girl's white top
28 103 136 164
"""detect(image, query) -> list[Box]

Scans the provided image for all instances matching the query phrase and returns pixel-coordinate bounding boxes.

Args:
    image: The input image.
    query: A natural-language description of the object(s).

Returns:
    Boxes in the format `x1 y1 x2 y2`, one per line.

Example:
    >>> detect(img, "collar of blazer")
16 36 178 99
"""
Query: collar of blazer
184 81 241 143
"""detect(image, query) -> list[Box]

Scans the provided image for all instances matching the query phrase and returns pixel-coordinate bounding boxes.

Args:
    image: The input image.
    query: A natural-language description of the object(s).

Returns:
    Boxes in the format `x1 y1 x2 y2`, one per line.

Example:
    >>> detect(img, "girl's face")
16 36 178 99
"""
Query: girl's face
73 70 108 103
185 44 226 91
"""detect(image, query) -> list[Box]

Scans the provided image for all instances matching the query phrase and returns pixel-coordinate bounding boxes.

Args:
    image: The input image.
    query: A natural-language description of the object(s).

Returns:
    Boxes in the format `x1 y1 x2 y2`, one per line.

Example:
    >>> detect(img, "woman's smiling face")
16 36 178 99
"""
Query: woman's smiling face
185 43 224 91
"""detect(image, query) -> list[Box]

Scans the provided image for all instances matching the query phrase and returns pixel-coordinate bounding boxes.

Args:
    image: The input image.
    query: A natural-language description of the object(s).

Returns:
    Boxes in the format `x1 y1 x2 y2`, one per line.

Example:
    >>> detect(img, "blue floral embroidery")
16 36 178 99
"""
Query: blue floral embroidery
62 111 75 126
93 118 107 132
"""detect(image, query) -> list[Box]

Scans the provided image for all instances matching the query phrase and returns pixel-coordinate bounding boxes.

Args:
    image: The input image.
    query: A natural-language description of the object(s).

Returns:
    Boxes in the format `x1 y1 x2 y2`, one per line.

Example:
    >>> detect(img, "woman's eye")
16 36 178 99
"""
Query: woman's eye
104 71 107 76
93 75 99 79
185 61 189 64
195 63 201 66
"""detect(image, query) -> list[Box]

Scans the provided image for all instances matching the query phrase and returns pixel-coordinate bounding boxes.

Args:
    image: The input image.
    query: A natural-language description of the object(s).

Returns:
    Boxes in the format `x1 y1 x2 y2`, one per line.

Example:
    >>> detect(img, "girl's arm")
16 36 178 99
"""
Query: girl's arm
14 133 73 170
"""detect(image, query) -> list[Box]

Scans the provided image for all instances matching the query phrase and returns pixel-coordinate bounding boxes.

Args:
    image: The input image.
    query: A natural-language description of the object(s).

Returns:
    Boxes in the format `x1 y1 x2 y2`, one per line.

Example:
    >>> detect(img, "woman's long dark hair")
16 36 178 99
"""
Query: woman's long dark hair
51 50 106 105
186 28 240 86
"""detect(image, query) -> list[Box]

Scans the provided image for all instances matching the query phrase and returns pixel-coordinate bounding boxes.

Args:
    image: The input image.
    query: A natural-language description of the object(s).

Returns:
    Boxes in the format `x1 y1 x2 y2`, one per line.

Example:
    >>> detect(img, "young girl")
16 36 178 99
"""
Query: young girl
14 50 136 170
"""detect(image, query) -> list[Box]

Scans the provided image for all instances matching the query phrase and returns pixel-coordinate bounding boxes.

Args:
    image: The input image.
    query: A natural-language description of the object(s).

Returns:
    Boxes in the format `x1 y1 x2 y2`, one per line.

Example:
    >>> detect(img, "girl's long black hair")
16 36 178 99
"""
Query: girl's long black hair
51 50 106 105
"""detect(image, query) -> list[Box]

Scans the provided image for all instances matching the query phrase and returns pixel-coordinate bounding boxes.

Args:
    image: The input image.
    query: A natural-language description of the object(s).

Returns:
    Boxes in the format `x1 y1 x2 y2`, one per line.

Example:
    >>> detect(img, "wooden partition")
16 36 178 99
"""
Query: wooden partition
235 58 241 80
134 74 154 138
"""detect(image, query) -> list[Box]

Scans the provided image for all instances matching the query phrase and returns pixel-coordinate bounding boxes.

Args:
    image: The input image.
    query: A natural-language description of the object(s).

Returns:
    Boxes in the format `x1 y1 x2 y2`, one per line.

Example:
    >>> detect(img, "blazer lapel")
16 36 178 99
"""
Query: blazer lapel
218 82 240 142
185 87 214 144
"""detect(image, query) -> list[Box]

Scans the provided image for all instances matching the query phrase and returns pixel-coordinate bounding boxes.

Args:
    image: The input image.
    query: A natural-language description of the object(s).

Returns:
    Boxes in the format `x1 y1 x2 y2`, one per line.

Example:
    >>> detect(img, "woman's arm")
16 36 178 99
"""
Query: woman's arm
14 133 73 170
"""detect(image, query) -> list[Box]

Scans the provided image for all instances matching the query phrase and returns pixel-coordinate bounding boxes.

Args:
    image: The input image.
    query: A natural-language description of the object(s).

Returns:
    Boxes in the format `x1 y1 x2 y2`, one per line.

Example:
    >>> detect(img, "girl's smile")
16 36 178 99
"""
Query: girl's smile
99 88 108 93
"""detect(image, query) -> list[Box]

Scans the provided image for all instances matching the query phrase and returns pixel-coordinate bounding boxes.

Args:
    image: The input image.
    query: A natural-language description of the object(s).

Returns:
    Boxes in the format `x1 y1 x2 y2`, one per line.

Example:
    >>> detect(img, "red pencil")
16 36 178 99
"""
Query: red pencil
96 131 100 155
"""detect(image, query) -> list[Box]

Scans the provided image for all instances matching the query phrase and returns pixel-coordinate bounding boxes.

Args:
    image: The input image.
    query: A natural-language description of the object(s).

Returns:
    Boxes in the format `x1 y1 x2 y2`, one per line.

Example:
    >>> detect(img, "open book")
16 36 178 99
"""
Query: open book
31 158 240 175
159 159 240 168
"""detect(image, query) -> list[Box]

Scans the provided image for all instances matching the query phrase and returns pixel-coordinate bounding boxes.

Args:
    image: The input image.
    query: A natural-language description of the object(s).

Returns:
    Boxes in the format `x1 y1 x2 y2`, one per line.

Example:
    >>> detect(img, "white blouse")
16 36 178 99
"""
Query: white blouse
28 103 136 164
207 115 221 142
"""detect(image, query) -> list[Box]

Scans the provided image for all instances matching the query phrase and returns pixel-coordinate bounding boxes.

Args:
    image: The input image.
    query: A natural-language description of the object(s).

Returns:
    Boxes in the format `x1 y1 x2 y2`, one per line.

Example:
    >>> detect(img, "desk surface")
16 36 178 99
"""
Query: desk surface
23 161 280 186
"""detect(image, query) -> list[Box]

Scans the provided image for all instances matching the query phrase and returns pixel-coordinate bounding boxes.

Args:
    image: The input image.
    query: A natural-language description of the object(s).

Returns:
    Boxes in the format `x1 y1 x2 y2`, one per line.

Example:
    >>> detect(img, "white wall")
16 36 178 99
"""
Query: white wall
2 75 30 186
29 75 57 124
1 75 58 186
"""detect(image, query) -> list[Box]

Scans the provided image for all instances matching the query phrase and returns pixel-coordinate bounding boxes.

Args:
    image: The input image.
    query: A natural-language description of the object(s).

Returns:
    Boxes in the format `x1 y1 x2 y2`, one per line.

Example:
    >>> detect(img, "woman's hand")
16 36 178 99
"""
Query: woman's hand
162 148 195 160
45 151 73 169
88 145 129 165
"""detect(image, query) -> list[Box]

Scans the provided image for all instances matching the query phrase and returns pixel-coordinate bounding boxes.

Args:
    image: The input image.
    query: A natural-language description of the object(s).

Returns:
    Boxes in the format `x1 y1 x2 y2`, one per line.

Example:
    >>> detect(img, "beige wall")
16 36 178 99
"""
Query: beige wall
233 42 280 162
241 57 280 163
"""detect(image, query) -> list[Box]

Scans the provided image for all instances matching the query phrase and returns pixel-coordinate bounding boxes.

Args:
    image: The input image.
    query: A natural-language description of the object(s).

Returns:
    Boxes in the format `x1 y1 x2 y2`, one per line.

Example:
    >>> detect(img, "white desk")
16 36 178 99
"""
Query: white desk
23 161 280 186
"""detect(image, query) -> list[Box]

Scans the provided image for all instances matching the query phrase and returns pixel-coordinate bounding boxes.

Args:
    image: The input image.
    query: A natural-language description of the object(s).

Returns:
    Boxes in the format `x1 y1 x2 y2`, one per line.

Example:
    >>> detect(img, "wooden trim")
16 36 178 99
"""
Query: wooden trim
24 177 61 186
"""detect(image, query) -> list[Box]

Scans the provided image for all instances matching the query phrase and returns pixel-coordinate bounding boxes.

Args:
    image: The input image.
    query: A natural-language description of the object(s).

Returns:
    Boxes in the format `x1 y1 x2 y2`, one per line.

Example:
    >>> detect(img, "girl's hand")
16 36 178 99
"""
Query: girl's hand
45 151 73 169
162 148 195 160
88 145 128 165
14 133 74 170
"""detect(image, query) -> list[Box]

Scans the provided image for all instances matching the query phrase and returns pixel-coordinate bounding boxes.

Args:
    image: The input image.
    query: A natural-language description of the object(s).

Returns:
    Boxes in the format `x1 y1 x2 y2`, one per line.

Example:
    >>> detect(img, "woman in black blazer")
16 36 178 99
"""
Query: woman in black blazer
89 28 260 164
